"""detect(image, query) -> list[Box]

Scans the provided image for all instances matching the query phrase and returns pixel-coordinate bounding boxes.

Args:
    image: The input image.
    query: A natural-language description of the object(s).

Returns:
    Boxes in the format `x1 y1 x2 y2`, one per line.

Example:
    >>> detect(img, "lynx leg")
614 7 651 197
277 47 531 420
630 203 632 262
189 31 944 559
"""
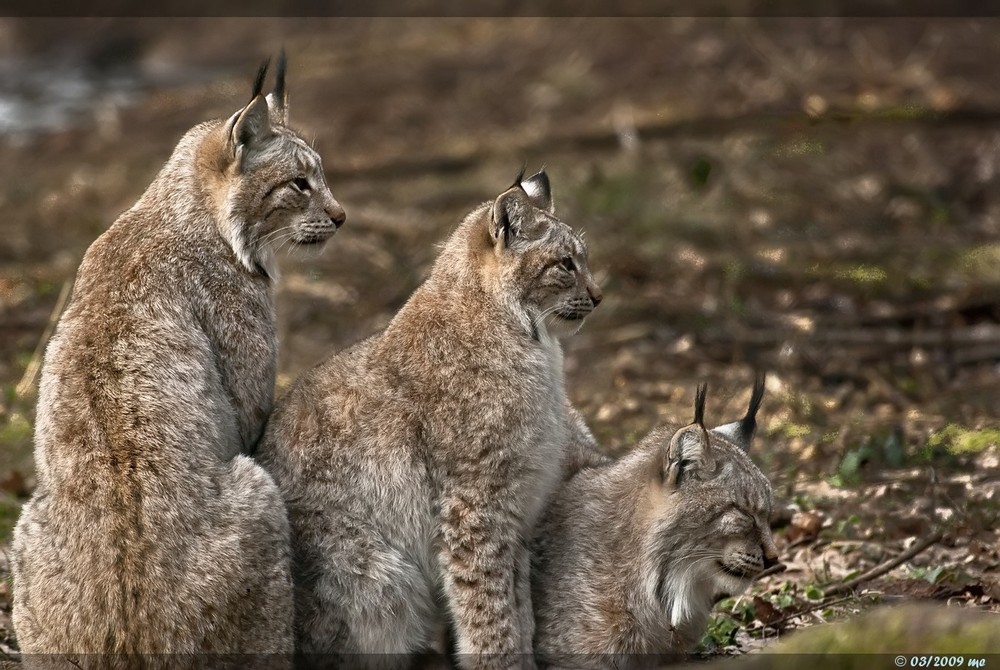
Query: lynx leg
439 494 532 670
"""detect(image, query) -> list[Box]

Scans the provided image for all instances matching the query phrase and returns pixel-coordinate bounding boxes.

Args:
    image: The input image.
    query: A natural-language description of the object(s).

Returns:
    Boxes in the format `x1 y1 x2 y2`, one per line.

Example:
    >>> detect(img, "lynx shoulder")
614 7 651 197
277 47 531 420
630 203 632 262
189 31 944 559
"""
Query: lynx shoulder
257 169 601 668
533 377 779 669
11 54 345 658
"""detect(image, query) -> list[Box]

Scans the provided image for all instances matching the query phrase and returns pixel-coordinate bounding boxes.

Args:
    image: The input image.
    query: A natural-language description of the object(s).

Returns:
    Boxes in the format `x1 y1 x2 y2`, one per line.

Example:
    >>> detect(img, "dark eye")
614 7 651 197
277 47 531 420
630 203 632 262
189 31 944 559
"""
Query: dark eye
292 177 311 192
560 257 576 272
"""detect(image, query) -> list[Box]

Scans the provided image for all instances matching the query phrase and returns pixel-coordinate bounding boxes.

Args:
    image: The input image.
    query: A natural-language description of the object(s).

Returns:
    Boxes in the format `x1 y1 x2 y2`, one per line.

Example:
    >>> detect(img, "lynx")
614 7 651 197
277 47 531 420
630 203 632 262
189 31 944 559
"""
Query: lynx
11 54 345 660
532 377 779 669
256 169 601 669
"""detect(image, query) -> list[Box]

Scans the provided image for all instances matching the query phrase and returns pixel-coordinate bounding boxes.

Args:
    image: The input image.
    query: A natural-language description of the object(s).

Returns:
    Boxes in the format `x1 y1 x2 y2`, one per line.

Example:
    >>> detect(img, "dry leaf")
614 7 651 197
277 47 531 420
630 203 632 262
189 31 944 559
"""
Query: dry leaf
753 595 783 626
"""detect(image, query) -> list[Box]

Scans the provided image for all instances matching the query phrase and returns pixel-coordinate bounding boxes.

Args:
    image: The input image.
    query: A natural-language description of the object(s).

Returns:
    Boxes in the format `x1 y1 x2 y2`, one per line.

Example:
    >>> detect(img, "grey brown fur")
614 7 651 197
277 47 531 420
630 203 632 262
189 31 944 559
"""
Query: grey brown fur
11 56 345 659
256 170 601 669
532 377 778 669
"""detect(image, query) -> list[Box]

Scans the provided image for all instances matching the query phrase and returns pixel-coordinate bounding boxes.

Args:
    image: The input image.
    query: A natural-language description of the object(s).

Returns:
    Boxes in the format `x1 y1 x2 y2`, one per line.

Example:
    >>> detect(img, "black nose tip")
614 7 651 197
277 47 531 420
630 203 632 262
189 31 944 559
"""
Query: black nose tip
762 552 780 570
590 291 602 307
330 212 346 229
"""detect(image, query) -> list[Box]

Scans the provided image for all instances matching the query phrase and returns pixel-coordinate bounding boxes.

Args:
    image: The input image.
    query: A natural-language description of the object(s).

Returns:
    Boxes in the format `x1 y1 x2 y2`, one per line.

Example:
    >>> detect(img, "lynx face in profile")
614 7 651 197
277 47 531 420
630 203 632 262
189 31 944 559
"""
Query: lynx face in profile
11 55 344 660
257 169 601 669
533 377 778 669
211 56 345 279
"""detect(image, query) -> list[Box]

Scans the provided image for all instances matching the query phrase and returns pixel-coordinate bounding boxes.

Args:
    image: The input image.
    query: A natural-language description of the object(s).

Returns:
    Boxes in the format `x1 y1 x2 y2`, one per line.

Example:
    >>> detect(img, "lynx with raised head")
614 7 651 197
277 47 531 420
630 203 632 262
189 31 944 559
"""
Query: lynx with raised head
257 169 600 669
11 54 345 659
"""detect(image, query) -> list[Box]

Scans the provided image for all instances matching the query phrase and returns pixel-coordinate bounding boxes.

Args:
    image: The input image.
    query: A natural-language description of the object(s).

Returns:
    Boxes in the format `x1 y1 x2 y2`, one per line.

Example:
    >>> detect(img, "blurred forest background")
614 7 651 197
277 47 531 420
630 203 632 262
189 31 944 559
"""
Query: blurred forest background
0 17 997 659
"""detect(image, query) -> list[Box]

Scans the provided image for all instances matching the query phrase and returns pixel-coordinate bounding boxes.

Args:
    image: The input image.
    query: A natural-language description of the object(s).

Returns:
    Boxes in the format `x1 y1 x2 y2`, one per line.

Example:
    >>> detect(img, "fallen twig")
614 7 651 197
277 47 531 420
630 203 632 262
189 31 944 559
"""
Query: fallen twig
823 530 945 597
14 278 72 400
753 531 944 631
763 594 858 630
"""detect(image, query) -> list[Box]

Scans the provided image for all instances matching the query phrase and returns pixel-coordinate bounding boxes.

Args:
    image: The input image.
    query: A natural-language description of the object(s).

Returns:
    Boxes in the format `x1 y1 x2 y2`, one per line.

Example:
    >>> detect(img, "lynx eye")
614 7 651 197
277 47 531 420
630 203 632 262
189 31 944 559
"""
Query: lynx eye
719 509 753 533
560 257 576 272
291 177 311 192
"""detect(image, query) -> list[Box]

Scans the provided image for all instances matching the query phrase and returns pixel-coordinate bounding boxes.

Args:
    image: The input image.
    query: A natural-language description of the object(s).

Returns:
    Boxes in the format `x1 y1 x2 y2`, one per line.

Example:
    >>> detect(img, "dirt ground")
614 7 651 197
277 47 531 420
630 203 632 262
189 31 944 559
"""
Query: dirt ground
0 17 998 660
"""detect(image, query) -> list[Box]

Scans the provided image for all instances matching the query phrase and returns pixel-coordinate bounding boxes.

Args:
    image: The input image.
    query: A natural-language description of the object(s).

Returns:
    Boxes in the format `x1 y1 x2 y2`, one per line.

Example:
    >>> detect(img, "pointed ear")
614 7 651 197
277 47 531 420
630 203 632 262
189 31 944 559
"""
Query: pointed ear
265 48 289 125
490 188 529 249
227 96 272 164
520 169 554 213
659 423 713 490
710 374 765 452
658 382 714 489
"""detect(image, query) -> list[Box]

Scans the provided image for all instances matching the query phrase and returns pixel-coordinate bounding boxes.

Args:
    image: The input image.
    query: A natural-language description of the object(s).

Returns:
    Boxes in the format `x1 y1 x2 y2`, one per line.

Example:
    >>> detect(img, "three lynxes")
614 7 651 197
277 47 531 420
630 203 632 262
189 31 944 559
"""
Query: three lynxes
11 55 345 657
256 169 601 668
532 377 778 669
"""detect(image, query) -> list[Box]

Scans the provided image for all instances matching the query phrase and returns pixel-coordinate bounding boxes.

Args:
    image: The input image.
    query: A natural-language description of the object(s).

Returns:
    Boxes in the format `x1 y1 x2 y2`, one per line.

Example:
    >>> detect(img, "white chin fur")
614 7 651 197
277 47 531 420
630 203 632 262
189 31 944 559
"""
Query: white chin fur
662 567 705 629
255 246 279 280
714 571 752 599
660 560 746 629
545 314 584 338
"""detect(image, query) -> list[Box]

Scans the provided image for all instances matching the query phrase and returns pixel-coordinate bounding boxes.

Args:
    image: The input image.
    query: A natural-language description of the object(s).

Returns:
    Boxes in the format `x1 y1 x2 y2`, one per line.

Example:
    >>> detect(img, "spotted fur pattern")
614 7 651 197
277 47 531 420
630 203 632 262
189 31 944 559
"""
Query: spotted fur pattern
257 170 600 669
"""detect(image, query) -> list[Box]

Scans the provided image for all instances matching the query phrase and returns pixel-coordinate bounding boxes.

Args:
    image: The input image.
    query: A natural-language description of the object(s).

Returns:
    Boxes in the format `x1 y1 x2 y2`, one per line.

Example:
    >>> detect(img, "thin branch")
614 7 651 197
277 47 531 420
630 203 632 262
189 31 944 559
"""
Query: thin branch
754 531 944 631
823 530 944 597
764 594 858 630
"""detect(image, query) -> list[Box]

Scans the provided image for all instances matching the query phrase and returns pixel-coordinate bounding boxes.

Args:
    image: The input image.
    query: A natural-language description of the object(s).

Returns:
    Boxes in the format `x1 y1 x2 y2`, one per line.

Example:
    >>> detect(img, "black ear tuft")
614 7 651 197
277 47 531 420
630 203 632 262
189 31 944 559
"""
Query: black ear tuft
739 373 766 444
273 48 287 106
252 57 270 101
510 163 527 190
265 48 289 125
693 383 707 427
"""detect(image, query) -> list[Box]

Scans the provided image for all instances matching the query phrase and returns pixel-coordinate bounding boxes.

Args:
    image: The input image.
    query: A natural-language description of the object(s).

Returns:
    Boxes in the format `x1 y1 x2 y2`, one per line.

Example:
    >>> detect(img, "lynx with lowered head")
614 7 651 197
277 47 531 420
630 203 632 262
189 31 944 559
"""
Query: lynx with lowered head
257 169 601 669
11 54 345 659
532 377 778 669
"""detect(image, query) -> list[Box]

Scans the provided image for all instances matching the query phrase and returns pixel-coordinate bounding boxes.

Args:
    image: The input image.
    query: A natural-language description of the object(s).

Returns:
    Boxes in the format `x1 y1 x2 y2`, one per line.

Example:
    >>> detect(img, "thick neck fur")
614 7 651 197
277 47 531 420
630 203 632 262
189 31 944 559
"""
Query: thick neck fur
539 422 774 662
131 121 257 276
575 434 713 645
385 203 557 352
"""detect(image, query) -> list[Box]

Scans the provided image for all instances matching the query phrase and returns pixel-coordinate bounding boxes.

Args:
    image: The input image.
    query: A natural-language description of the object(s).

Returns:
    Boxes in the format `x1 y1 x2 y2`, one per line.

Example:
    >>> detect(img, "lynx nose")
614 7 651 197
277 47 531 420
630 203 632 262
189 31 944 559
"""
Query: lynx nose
328 204 346 229
762 546 780 570
588 285 603 308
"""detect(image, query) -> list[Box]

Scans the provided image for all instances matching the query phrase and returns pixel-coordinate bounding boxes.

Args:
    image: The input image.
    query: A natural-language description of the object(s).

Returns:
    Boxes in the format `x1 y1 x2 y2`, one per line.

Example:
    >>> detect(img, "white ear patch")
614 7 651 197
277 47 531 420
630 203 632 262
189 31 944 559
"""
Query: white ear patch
521 178 545 201
711 422 743 443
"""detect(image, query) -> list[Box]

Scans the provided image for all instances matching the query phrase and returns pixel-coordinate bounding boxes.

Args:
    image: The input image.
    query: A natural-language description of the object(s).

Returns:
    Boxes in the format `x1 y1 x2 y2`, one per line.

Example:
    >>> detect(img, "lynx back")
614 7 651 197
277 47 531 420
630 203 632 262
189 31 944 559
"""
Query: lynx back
11 54 344 661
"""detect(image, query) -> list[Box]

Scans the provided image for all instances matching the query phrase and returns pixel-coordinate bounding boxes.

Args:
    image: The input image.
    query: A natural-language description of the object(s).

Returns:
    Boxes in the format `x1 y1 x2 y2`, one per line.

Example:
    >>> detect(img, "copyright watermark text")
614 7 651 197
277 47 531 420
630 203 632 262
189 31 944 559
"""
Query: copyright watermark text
895 657 986 668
